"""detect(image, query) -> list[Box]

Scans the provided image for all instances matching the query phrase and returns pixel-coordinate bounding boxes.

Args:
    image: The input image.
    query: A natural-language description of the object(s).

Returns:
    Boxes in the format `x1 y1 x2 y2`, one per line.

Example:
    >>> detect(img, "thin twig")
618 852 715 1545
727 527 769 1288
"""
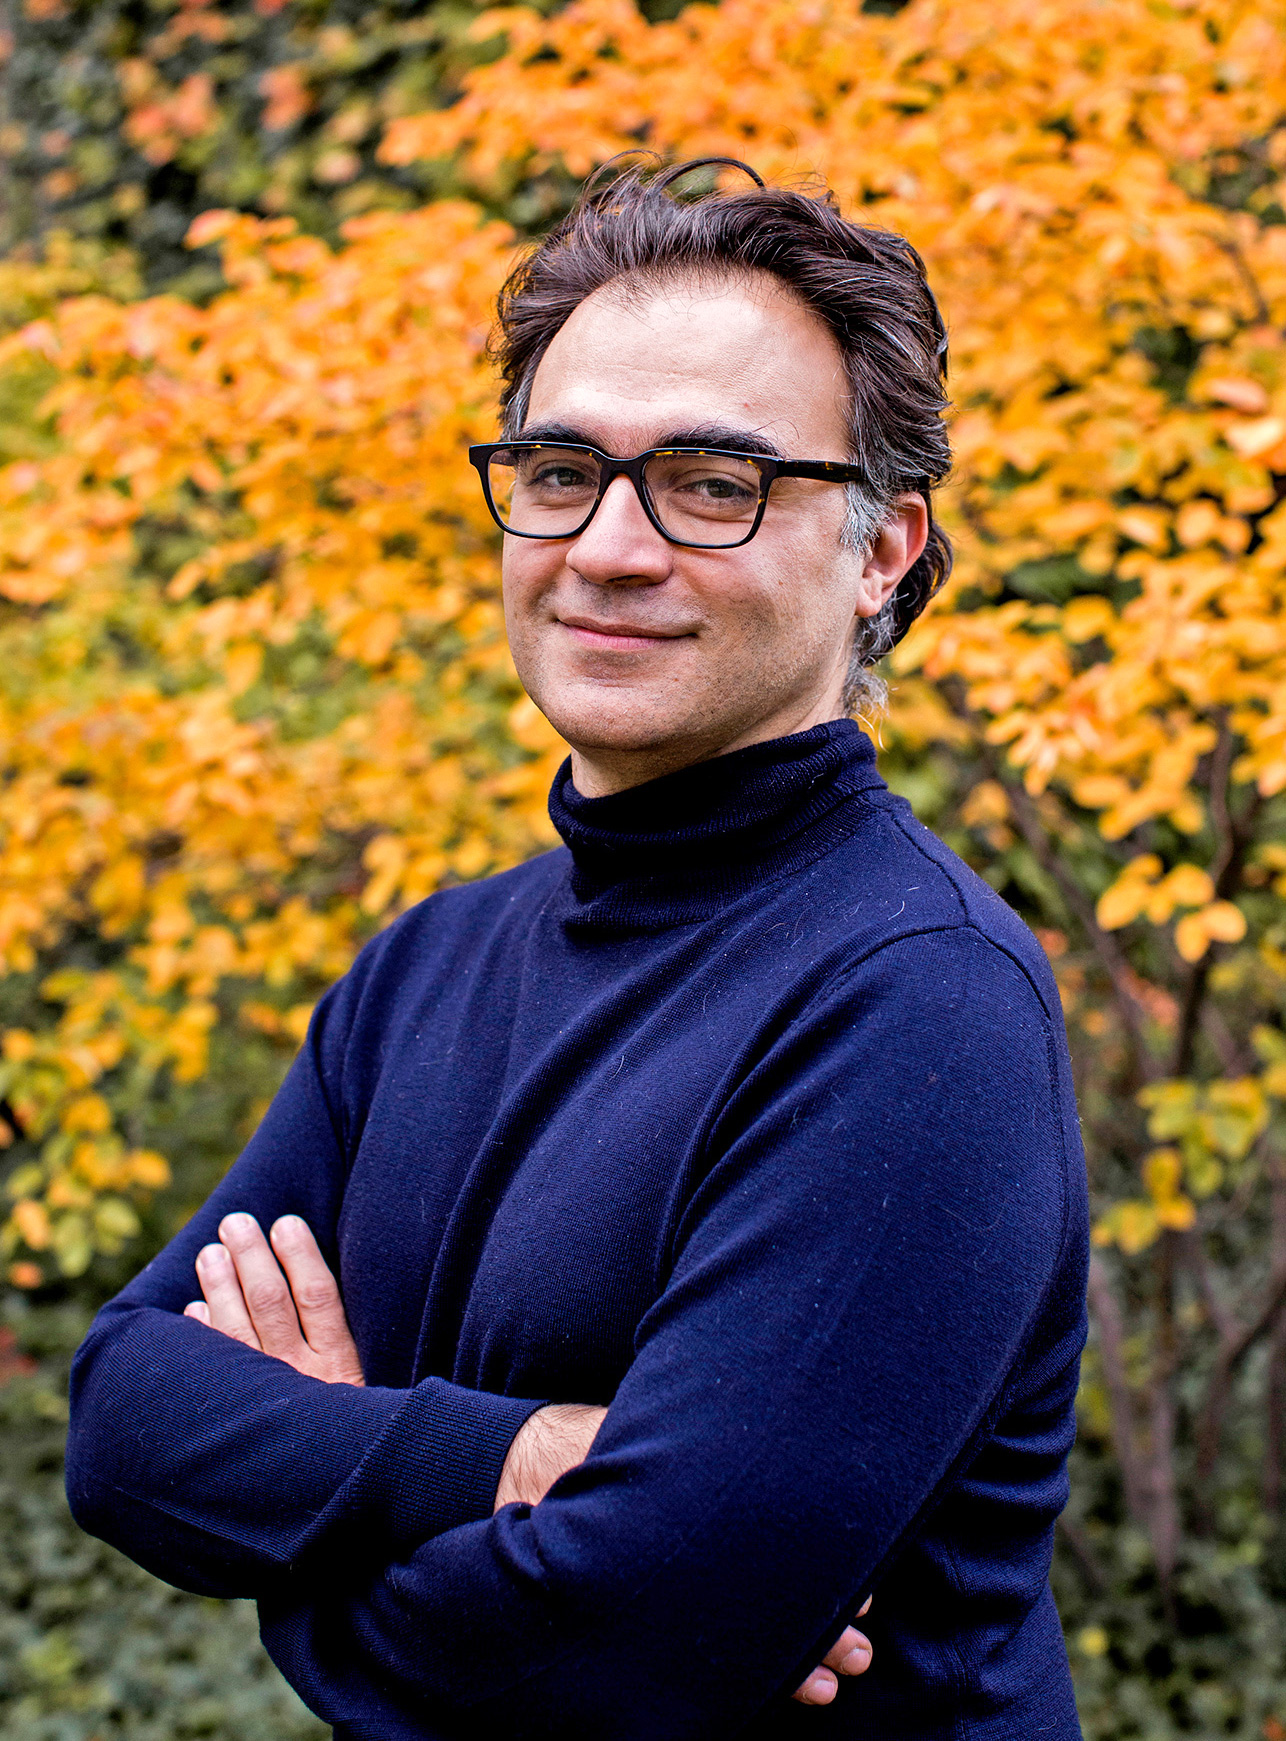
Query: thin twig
1057 1516 1108 1595
1266 1157 1286 1513
1266 1318 1286 1516
937 684 1162 1079
998 774 1161 1081
1088 1254 1152 1533
1195 1265 1286 1486
1207 715 1238 889
1170 719 1257 1079
1146 1232 1181 1598
1203 1002 1255 1078
1213 232 1274 327
1183 1231 1238 1345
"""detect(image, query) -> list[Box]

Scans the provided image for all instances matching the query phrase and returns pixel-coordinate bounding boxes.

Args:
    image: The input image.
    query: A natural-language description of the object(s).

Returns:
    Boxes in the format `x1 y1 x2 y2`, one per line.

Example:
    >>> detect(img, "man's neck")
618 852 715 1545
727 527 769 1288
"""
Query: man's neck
566 695 851 798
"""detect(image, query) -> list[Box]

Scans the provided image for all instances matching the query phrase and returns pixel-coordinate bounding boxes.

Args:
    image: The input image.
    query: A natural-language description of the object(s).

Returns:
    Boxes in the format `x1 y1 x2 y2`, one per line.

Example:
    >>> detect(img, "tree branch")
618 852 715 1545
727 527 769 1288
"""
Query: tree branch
1213 231 1273 327
1183 1231 1238 1345
1203 1001 1256 1078
1056 1516 1107 1595
1266 1317 1286 1516
993 771 1162 1082
1195 1264 1286 1488
1087 1254 1152 1534
1170 717 1257 1079
937 682 1170 1078
1145 1232 1181 1594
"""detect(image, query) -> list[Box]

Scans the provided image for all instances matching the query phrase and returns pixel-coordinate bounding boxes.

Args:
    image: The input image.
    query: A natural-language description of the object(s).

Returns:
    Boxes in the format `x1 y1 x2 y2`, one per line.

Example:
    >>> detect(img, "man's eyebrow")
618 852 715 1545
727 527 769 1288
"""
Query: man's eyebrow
513 422 787 460
512 421 597 446
656 427 787 459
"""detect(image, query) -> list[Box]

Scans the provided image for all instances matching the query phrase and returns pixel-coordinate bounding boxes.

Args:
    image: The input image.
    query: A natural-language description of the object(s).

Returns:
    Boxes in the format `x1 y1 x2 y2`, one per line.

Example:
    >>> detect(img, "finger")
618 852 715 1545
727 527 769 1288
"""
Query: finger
820 1625 872 1677
858 1595 872 1617
195 1242 262 1349
184 1300 211 1325
269 1217 351 1354
218 1213 306 1358
792 1668 838 1706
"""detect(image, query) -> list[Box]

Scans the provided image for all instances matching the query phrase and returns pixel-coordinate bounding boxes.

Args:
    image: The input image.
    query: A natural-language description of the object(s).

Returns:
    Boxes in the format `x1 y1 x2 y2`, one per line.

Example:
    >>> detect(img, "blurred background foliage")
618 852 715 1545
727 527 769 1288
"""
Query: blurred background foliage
4 0 1286 1735
0 0 561 296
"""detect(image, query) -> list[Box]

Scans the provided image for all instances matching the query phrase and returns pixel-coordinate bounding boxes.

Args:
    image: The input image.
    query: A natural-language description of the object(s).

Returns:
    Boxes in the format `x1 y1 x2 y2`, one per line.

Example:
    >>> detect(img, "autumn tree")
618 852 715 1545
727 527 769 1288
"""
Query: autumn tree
4 0 1286 1730
0 0 580 294
0 201 569 1287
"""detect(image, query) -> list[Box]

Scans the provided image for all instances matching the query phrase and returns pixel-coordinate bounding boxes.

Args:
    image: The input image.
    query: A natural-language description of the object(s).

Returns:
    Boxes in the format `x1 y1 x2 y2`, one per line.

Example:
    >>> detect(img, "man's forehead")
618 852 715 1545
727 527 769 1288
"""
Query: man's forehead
523 274 850 454
517 402 801 458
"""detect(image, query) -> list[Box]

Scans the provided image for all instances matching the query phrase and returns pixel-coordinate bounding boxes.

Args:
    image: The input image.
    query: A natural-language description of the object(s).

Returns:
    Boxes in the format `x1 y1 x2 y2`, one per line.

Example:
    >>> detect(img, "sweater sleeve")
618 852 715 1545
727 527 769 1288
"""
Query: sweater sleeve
258 926 1087 1738
65 964 545 1599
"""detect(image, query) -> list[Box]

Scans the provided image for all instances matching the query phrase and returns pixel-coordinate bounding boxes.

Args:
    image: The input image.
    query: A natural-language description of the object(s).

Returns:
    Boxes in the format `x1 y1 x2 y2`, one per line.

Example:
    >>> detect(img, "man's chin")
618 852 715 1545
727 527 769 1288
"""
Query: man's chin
533 686 710 758
558 718 701 758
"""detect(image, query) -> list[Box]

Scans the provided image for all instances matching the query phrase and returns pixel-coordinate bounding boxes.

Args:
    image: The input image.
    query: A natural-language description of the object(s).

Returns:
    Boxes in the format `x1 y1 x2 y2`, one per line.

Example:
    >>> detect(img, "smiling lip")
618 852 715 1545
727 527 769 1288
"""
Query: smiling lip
558 616 693 651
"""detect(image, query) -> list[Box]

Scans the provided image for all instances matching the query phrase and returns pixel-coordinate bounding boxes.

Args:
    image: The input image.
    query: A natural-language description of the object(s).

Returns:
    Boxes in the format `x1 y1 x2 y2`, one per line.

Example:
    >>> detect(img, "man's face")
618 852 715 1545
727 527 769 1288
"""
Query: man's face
502 270 919 794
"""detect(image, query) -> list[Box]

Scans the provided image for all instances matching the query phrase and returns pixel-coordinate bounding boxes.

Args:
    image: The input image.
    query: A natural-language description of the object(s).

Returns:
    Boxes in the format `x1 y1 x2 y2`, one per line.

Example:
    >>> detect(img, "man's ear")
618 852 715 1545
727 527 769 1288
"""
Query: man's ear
854 494 929 619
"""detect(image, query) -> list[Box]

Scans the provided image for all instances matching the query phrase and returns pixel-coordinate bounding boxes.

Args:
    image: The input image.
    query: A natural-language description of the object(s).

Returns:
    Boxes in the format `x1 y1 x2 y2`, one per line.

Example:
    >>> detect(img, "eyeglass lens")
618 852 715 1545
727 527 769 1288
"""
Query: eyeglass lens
486 446 764 547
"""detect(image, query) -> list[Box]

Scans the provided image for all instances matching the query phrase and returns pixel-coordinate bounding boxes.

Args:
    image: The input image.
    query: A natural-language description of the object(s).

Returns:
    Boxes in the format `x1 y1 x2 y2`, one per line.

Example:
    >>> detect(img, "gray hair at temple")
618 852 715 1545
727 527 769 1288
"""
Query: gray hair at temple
489 155 953 716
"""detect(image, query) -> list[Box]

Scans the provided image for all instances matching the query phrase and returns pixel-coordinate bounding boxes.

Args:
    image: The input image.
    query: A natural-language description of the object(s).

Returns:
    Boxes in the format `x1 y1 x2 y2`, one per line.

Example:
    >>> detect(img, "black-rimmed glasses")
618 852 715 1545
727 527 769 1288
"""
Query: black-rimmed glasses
468 441 871 551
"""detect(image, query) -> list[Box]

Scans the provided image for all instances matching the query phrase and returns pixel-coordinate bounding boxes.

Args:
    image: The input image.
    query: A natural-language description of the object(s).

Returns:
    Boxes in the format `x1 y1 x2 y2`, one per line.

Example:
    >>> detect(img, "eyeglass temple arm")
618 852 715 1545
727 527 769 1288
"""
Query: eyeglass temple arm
775 459 871 485
774 461 938 516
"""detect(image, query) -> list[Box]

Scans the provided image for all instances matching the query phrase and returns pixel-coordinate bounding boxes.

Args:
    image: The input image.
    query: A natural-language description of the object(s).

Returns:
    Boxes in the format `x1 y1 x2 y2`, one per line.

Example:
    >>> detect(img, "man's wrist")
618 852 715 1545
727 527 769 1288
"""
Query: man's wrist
495 1403 607 1511
332 1382 548 1547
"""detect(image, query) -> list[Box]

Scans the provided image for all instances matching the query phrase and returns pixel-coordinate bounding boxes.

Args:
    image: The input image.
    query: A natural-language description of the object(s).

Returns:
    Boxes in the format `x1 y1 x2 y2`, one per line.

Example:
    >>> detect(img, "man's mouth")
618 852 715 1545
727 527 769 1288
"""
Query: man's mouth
556 615 694 652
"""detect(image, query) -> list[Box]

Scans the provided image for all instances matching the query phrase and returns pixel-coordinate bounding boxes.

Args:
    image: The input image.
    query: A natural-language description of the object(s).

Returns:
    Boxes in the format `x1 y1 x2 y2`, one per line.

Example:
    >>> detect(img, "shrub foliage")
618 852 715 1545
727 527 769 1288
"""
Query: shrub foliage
0 0 573 294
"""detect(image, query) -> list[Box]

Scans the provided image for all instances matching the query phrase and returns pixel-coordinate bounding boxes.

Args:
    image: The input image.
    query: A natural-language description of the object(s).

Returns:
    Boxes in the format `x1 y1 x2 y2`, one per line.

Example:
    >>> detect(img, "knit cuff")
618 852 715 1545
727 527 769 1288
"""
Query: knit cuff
344 1379 547 1554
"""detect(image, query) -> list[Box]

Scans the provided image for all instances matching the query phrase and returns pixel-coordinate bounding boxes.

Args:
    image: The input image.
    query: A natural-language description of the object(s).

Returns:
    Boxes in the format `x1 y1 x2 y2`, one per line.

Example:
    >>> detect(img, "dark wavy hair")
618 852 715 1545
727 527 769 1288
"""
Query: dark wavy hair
489 156 953 711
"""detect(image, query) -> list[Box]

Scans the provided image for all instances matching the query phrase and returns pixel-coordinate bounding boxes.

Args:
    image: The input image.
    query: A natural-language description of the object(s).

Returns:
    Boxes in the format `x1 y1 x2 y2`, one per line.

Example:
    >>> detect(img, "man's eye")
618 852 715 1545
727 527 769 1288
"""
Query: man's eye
674 473 756 503
531 466 593 490
693 477 751 499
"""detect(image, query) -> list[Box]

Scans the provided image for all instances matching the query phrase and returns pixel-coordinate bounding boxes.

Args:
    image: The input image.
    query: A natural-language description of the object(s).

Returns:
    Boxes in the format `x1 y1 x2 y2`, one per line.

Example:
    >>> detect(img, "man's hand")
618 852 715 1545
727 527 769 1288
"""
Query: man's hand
184 1212 366 1386
496 1406 874 1706
791 1597 873 1706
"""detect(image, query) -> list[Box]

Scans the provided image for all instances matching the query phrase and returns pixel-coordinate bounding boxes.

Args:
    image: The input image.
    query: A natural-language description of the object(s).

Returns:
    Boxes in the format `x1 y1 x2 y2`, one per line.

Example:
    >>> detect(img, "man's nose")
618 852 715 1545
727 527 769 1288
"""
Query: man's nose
565 474 673 585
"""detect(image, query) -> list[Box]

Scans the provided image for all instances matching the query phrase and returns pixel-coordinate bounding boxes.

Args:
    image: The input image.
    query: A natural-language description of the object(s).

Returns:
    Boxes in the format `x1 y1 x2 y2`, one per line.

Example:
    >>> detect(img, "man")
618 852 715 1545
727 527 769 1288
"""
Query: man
67 160 1088 1739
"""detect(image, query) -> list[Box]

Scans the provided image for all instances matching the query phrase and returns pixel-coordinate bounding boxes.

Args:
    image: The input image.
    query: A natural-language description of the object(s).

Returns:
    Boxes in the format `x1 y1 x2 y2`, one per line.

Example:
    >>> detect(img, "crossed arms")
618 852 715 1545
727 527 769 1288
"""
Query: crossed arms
184 1208 873 1709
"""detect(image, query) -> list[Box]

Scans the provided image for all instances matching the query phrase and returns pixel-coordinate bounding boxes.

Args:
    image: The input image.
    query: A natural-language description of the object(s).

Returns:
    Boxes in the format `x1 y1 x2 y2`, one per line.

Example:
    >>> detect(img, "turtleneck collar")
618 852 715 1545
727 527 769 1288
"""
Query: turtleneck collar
546 717 886 932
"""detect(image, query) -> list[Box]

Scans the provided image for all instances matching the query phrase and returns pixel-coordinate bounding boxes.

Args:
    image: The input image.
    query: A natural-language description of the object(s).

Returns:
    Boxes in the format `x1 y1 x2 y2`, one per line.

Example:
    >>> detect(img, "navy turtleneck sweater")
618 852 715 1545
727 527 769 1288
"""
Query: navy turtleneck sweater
67 720 1088 1741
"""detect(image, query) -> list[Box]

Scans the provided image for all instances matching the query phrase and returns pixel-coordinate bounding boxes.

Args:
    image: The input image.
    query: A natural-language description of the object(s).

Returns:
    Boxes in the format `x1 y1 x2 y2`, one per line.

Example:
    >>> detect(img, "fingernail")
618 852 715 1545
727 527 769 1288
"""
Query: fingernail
219 1213 255 1242
197 1243 228 1270
803 1672 834 1705
271 1215 304 1241
839 1642 871 1675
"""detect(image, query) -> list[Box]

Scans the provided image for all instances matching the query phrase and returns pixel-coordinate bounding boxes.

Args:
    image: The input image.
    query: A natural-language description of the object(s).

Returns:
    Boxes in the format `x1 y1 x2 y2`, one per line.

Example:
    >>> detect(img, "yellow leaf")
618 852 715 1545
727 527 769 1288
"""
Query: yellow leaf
1062 598 1114 644
1115 1201 1159 1256
1175 912 1212 963
1225 416 1286 458
224 642 263 696
1116 508 1169 551
1097 857 1162 930
127 1149 171 1189
11 1199 51 1251
1202 901 1247 945
1164 866 1215 910
61 1094 112 1135
1204 378 1269 414
1156 1196 1196 1231
1144 1148 1182 1202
